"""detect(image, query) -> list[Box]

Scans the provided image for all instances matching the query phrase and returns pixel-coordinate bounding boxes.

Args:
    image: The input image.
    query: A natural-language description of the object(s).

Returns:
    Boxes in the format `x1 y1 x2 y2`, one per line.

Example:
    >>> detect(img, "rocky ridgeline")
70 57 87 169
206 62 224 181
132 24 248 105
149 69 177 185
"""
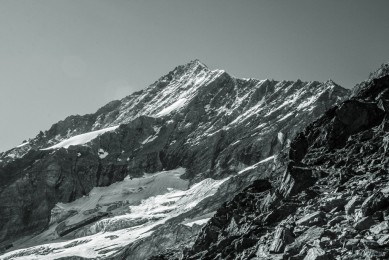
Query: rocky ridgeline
0 60 349 258
176 64 389 260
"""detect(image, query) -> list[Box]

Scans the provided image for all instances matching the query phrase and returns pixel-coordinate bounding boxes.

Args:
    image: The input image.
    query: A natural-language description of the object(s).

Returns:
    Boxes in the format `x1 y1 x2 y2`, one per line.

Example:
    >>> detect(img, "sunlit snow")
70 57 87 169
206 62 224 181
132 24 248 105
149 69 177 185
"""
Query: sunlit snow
41 126 119 150
238 155 275 175
2 169 229 260
16 142 29 148
184 218 211 227
98 148 109 159
156 98 187 117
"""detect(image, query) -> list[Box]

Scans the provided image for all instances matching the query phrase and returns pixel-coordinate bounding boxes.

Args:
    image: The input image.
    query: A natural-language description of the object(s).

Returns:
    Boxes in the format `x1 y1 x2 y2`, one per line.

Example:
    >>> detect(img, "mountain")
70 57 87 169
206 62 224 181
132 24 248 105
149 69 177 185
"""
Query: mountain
181 63 389 260
0 60 350 259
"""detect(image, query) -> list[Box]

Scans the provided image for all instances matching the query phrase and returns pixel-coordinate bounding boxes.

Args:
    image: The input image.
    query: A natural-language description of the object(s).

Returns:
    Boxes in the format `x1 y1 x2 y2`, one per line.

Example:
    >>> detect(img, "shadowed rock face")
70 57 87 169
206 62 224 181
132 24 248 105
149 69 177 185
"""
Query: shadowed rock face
183 65 389 260
0 60 349 257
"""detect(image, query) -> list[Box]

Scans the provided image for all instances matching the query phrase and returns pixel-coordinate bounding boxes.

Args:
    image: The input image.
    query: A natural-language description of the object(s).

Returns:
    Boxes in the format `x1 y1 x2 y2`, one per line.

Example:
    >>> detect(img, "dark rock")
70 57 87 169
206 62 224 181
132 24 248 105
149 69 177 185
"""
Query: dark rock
56 212 108 237
354 216 375 231
361 238 380 249
365 182 375 191
296 211 326 227
269 226 295 253
345 239 360 250
285 227 325 256
321 198 347 212
361 192 389 217
327 215 346 226
279 166 318 197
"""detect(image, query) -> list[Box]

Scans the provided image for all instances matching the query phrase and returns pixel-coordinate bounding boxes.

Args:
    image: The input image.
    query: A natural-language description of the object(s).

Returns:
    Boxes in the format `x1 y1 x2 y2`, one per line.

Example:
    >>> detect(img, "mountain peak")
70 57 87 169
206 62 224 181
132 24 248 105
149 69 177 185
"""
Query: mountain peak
178 59 209 72
187 59 208 68
324 78 342 88
352 62 389 99
325 79 335 84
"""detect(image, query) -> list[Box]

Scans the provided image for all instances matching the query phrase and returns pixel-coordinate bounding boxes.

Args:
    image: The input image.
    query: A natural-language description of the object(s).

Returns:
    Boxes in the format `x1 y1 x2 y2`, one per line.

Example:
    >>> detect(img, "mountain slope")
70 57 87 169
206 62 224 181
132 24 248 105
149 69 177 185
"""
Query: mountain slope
0 60 349 259
183 64 389 260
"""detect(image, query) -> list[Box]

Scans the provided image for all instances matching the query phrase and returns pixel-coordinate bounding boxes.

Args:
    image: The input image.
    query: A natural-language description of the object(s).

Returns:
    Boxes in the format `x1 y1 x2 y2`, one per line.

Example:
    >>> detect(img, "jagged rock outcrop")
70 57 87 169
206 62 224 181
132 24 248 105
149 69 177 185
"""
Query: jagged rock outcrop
183 64 389 260
0 60 349 259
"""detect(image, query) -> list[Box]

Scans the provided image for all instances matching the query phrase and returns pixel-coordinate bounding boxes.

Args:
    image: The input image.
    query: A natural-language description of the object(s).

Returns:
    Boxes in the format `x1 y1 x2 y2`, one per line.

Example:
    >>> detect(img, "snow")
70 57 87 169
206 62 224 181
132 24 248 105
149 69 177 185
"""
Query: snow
228 96 265 126
278 112 294 121
141 135 158 145
3 169 229 260
296 95 317 110
6 153 15 158
238 155 275 175
230 140 241 146
278 132 284 144
41 126 119 150
16 142 29 148
257 155 276 164
142 126 161 144
184 218 211 227
98 148 109 159
156 98 187 117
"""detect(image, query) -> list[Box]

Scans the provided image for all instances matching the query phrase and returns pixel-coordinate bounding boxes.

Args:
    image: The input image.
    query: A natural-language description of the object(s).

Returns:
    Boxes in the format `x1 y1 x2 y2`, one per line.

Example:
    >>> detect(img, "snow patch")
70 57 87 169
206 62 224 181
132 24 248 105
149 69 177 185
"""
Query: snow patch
98 149 109 159
7 153 15 158
278 132 284 144
278 112 294 121
184 218 211 227
156 98 187 117
296 95 318 110
41 126 119 150
238 155 275 175
16 142 29 148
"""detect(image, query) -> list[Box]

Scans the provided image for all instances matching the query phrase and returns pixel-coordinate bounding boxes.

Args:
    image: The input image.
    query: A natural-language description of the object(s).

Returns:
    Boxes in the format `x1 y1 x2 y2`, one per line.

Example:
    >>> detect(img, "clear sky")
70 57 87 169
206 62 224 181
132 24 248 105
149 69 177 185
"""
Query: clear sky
1 0 389 152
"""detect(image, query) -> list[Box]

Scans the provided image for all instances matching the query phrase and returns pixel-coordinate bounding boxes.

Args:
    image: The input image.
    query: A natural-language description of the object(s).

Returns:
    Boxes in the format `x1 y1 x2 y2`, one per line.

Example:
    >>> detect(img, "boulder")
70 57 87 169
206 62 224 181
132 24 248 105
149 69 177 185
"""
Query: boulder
345 196 363 215
354 216 375 231
304 247 334 260
345 239 360 250
269 226 295 253
327 215 346 226
279 166 318 198
377 234 389 246
285 227 324 256
369 221 389 234
321 197 347 212
361 192 389 217
296 211 326 227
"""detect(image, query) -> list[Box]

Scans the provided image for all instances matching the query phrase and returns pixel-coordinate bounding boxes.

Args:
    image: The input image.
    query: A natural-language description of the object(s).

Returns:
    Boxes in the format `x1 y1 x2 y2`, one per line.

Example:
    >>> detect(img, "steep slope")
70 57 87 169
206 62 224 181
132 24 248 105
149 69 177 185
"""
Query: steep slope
0 60 349 259
184 64 389 260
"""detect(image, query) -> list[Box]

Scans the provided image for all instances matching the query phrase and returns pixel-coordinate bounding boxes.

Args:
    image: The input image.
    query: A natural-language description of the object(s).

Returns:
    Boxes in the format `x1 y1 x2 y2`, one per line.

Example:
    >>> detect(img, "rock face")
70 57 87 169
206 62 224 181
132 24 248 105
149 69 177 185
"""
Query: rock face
0 60 350 259
183 64 389 260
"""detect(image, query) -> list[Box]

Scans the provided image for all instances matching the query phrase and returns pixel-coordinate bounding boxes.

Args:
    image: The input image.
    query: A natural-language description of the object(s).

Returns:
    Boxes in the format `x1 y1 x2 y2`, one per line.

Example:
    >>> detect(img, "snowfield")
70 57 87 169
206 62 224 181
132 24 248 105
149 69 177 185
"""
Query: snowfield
1 168 229 260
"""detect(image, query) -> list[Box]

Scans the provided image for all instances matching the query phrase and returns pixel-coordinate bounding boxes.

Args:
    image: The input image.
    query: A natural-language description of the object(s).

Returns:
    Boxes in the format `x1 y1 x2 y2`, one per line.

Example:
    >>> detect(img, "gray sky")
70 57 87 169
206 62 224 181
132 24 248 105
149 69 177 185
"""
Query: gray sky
1 0 389 152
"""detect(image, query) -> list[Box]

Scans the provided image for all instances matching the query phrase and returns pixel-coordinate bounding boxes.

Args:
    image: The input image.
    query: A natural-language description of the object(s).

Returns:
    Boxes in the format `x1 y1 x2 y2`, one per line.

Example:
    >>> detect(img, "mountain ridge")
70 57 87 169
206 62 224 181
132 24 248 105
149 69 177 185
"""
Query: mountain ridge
1 59 347 157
